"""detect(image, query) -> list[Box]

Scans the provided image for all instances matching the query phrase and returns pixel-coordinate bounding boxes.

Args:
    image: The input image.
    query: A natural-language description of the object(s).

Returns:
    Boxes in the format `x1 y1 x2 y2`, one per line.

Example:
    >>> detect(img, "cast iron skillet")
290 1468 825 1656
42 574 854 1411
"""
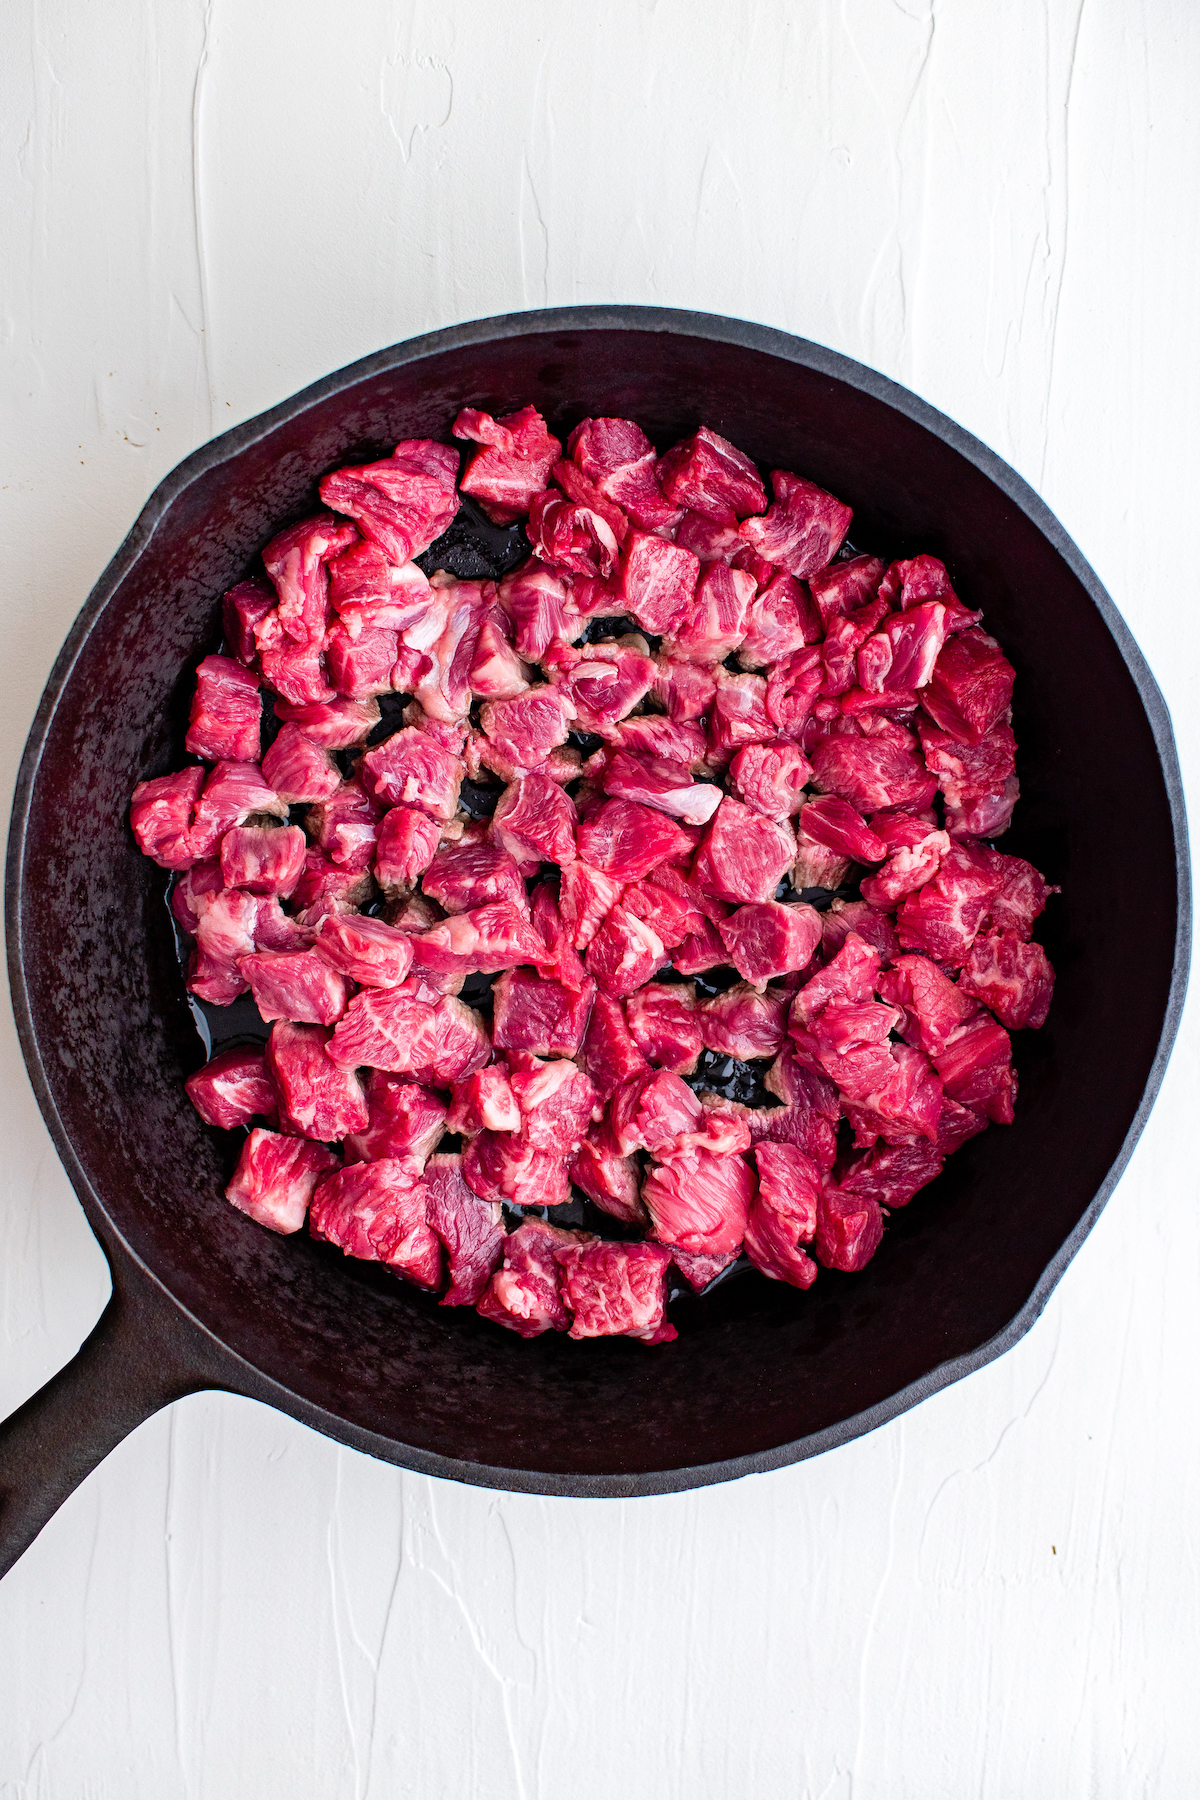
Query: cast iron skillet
0 307 1190 1577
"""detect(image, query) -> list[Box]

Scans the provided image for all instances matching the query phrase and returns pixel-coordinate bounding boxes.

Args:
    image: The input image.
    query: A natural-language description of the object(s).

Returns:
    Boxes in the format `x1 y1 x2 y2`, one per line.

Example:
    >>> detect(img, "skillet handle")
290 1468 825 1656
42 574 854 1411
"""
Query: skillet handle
0 1250 234 1579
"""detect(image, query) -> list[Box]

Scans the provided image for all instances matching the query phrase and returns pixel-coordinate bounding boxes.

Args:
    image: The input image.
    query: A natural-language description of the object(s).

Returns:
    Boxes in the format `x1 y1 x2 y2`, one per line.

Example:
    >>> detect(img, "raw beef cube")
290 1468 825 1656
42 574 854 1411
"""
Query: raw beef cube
808 554 887 630
578 992 651 1100
481 685 574 772
743 1143 820 1288
306 780 383 871
290 851 374 914
528 884 589 989
620 880 692 949
267 1020 369 1140
476 1220 587 1336
810 725 938 815
895 842 1002 967
362 727 464 820
921 629 1016 744
798 796 887 864
672 509 744 562
692 796 797 904
170 859 225 934
618 531 699 633
186 1046 278 1130
586 904 668 998
839 1138 944 1209
227 1129 340 1234
318 440 459 564
423 1152 505 1306
130 766 205 869
933 1016 1016 1124
506 1053 598 1155
668 918 727 975
413 579 491 724
821 899 899 964
328 987 489 1083
958 931 1055 1030
982 852 1056 939
800 998 899 1091
707 670 774 762
669 1246 738 1292
186 655 261 763
739 470 852 578
656 426 767 523
491 966 594 1059
646 863 732 930
223 576 276 666
410 902 547 977
323 621 402 699
309 1158 441 1288
642 1147 755 1256
613 716 710 770
528 488 622 580
878 554 982 635
860 826 951 908
423 841 527 915
672 563 757 664
220 824 306 896
239 949 349 1026
576 798 691 881
258 635 337 707
718 900 822 985
497 560 576 661
454 404 561 522
446 1068 521 1136
342 1070 448 1164
552 641 656 733
327 539 405 630
813 1184 884 1272
839 1042 945 1149
876 602 948 691
274 696 380 748
737 573 822 669
555 1241 676 1343
261 512 357 646
600 749 722 826
790 831 849 897
624 983 703 1073
259 723 339 804
568 416 680 531
791 932 882 1026
765 646 825 740
698 983 788 1060
470 610 531 700
187 889 259 1003
568 1118 649 1227
633 1070 704 1155
374 805 441 894
652 653 718 723
315 912 415 988
464 1131 571 1211
490 772 578 867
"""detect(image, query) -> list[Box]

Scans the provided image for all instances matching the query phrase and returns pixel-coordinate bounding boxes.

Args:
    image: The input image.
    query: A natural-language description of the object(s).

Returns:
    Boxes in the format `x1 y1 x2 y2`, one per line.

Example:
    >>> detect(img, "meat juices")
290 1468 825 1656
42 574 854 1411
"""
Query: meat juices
133 403 1057 1342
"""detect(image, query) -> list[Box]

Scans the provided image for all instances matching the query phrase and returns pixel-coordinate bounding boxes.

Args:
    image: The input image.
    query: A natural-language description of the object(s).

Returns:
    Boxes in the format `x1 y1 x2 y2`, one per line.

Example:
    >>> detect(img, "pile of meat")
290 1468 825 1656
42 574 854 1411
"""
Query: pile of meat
130 407 1056 1346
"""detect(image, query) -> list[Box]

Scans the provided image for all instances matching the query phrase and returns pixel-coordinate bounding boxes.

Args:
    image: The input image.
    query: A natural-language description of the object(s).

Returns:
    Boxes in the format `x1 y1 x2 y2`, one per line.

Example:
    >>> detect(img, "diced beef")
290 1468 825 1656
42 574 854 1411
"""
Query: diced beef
413 579 490 724
672 510 744 563
327 541 433 635
372 805 439 894
981 851 1056 939
739 470 852 578
936 1097 989 1154
620 880 691 949
313 912 414 989
813 1183 884 1272
555 1240 676 1343
707 670 774 762
879 554 982 635
856 602 948 696
617 531 700 633
464 1131 571 1211
324 622 403 699
446 1067 521 1136
718 900 822 985
668 1246 738 1291
305 780 382 873
318 440 459 564
656 426 767 523
839 1041 945 1149
361 727 464 820
811 725 938 813
895 841 1002 967
328 986 489 1083
586 903 669 998
568 1118 649 1227
600 750 722 827
791 932 882 1026
737 573 822 670
223 576 276 666
623 983 702 1073
490 772 577 867
692 796 796 904
476 1220 588 1337
409 902 546 978
672 563 757 664
131 766 206 869
497 560 577 661
290 851 374 915
698 982 788 1060
419 842 523 918
260 512 357 649
528 883 589 989
239 949 349 1026
309 1158 441 1288
470 610 531 700
273 696 380 748
480 685 575 773
839 1138 944 1209
186 1045 278 1130
185 655 261 763
492 966 596 1058
552 640 656 733
765 645 825 740
577 991 652 1101
423 1153 505 1306
791 824 851 892
575 798 690 882
227 1129 340 1234
187 888 259 1003
267 1020 369 1140
528 487 622 580
798 796 887 864
743 1143 820 1288
958 931 1055 1030
821 898 900 965
191 761 288 860
219 824 306 896
259 723 340 805
568 416 680 531
504 1052 598 1155
342 1070 447 1165
932 1015 1016 1124
642 1147 754 1256
652 653 718 723
859 824 950 909
921 628 1016 744
807 553 886 631
612 716 709 770
454 404 561 522
630 1070 703 1155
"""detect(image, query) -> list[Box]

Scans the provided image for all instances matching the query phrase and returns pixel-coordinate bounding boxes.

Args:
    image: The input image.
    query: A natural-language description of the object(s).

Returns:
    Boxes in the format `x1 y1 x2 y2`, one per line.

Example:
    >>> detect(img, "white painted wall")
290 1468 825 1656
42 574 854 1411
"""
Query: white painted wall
2 2 1197 1794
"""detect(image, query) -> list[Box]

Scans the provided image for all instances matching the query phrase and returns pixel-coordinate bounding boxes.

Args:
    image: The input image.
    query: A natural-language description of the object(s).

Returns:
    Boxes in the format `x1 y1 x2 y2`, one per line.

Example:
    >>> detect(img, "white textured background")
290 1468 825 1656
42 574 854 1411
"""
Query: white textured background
2 3 1198 1794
